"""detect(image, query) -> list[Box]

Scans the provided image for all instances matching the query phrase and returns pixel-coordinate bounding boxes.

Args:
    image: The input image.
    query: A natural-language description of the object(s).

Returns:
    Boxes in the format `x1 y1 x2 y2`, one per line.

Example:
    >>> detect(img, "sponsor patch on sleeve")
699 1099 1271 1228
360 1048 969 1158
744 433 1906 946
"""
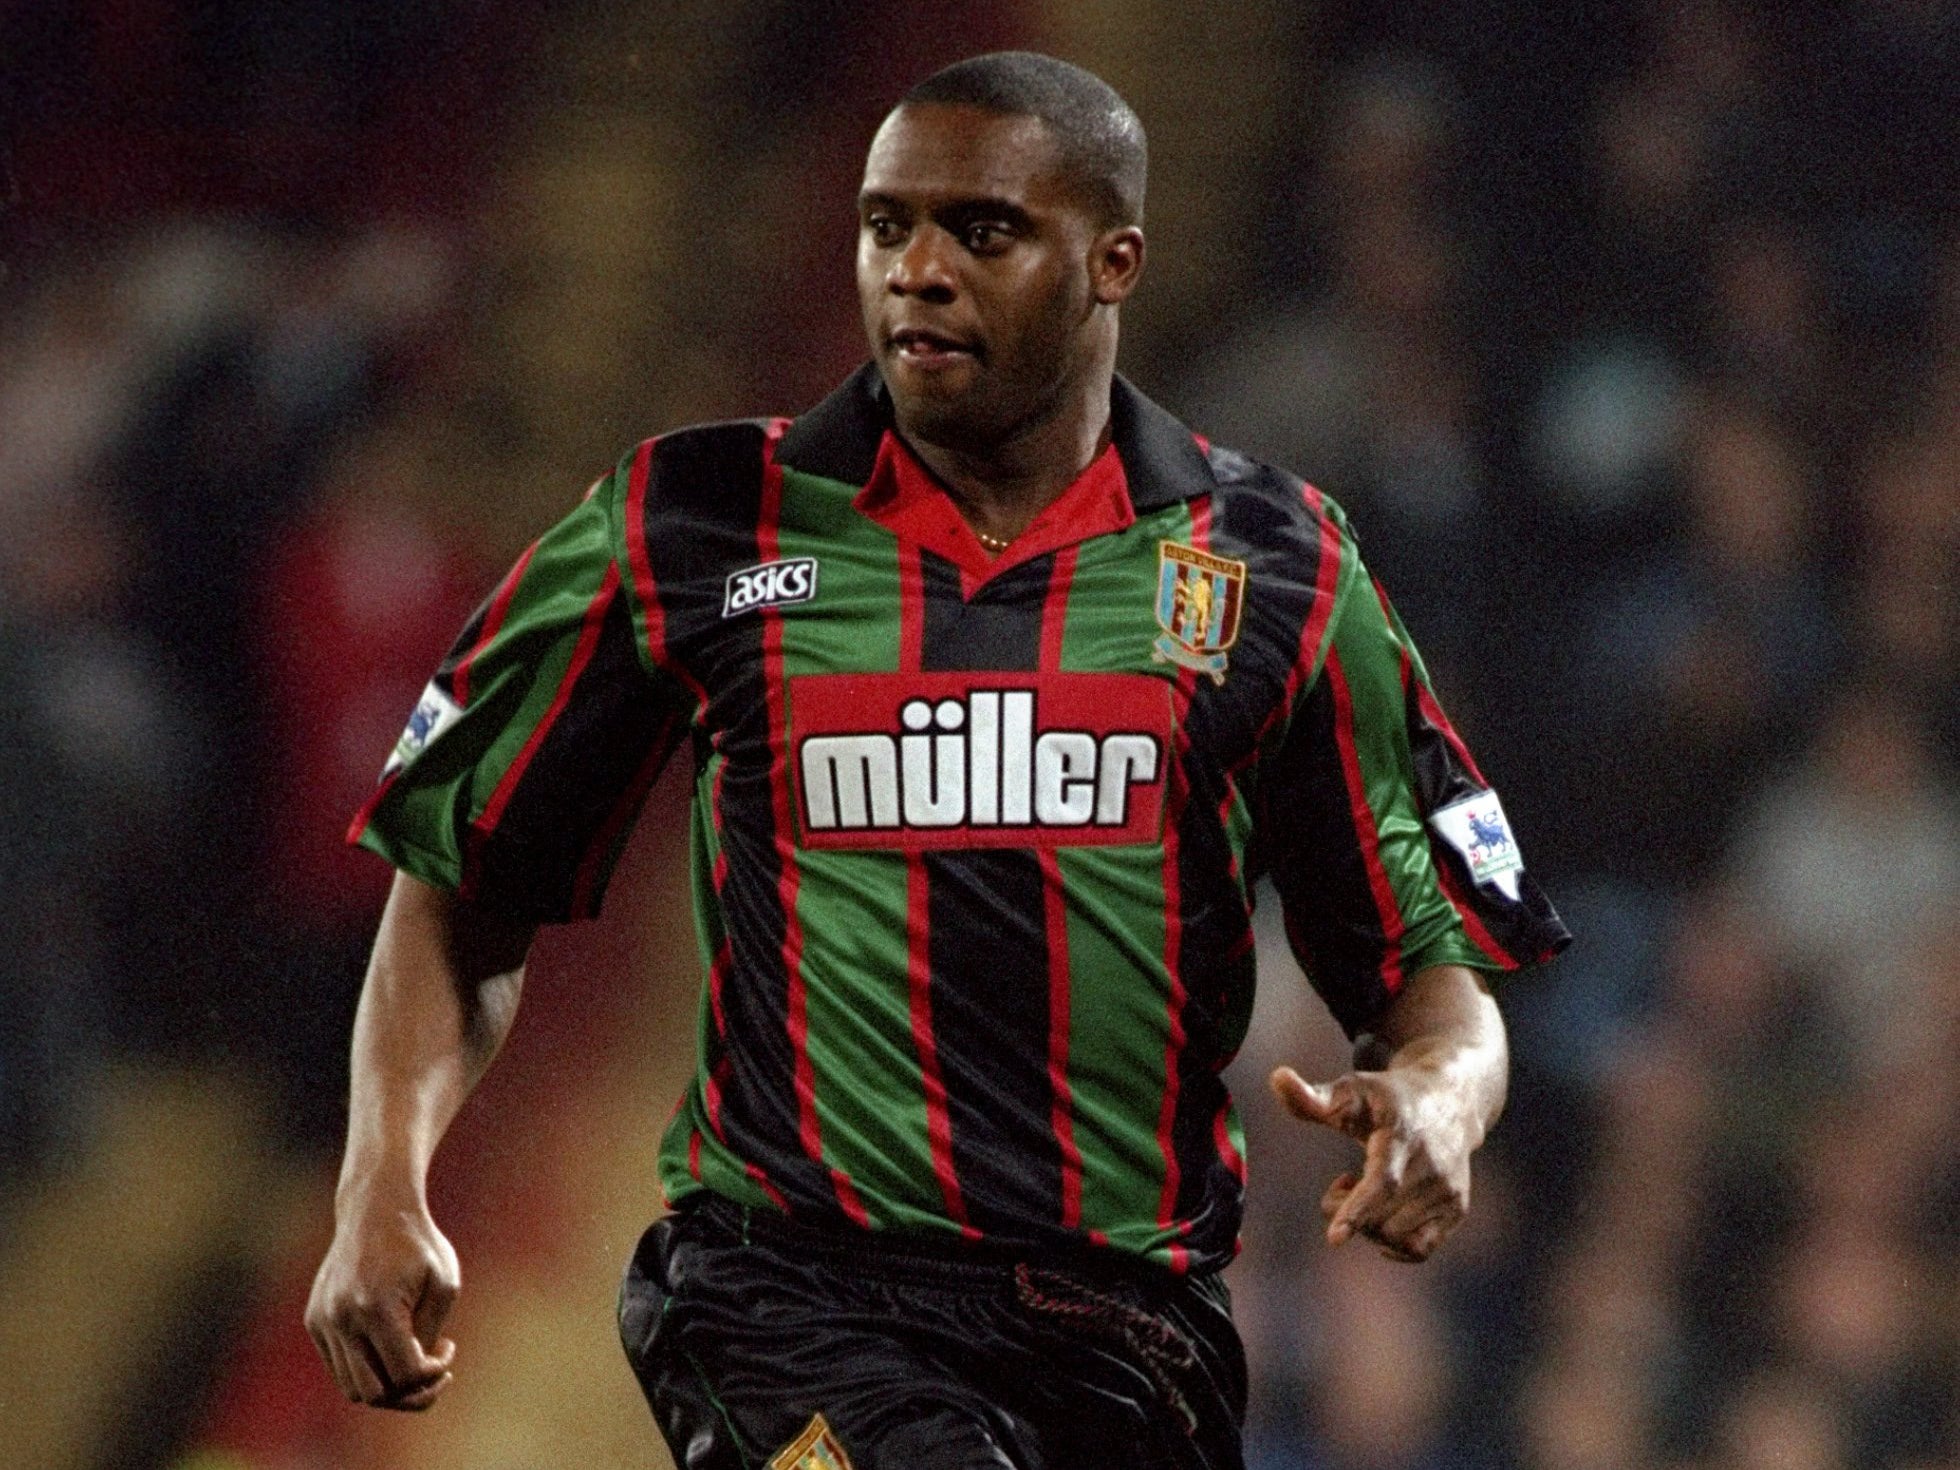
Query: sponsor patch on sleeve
1428 788 1525 900
383 681 463 777
770 1412 855 1470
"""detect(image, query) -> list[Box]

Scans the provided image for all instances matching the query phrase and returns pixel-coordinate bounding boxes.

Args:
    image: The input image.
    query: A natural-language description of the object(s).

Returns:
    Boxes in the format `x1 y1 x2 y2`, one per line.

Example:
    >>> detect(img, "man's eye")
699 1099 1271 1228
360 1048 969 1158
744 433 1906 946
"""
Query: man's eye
963 223 1009 251
867 217 906 246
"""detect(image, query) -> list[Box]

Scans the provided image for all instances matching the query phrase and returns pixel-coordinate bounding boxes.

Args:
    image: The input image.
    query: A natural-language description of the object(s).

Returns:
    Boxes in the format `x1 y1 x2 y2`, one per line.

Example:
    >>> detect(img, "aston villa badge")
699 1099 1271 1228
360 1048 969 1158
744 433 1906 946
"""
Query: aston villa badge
1153 540 1246 684
770 1413 855 1470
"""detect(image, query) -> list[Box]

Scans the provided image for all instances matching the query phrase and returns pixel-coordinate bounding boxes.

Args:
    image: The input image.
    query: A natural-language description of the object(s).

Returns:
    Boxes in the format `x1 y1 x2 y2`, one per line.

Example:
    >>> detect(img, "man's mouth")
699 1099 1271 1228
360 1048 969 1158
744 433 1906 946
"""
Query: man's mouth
889 327 978 365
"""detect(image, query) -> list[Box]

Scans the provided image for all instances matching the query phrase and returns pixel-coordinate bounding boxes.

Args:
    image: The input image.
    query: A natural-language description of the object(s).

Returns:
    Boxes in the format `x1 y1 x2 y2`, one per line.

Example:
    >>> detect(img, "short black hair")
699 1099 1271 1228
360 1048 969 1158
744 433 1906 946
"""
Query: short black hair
899 52 1147 227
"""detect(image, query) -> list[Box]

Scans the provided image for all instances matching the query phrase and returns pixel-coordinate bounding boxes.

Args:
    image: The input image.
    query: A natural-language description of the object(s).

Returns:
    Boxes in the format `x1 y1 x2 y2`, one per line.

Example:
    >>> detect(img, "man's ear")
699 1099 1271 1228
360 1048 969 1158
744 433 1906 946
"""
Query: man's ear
1091 226 1145 305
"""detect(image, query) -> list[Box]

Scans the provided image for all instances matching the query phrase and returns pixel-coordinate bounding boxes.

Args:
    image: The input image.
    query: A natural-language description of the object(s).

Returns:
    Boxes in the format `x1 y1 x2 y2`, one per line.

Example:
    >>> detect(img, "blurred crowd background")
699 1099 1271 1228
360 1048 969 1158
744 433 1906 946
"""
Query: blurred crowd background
1 2 1955 1468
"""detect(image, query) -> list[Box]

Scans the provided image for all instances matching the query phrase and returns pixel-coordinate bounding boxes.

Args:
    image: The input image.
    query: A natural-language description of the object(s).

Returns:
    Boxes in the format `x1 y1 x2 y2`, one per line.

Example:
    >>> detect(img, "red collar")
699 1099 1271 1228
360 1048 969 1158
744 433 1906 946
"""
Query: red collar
852 430 1136 588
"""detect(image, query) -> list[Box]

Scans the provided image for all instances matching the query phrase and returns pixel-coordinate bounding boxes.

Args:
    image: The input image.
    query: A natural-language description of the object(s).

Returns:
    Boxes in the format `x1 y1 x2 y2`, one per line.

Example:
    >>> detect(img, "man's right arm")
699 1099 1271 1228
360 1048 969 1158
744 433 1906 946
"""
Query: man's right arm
305 871 536 1411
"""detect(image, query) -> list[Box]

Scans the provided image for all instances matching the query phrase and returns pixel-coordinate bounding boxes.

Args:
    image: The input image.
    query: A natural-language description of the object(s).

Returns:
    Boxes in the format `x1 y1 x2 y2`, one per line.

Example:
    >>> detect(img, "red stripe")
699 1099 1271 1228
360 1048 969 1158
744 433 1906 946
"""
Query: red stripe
620 440 662 650
896 542 925 671
748 1167 790 1212
758 421 868 1225
1216 779 1244 883
1039 546 1076 666
1040 851 1082 1228
1038 547 1084 1228
470 563 620 846
1300 485 1344 629
1246 485 1347 760
1417 681 1489 786
705 1054 731 1133
617 440 790 1202
1368 574 1489 785
687 1128 703 1182
702 1058 788 1211
906 855 972 1235
705 752 734 1043
452 541 538 706
894 538 971 1233
346 769 400 845
1212 1103 1244 1184
567 707 680 918
700 740 792 1198
622 436 711 714
1156 818 1191 1273
1212 928 1259 1140
1325 650 1407 995
705 944 732 1063
1372 580 1510 966
1154 502 1211 1276
1435 851 1515 967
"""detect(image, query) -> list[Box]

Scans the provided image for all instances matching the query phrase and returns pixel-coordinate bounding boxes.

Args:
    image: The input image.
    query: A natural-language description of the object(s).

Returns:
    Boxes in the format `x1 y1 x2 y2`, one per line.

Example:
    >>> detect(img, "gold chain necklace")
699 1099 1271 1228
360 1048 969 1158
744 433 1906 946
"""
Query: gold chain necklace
975 528 1011 553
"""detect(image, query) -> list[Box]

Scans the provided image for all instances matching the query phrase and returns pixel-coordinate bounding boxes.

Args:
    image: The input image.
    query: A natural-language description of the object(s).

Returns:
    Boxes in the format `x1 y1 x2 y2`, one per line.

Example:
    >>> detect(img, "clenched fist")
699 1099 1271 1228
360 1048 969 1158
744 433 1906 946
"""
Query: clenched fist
306 1194 461 1410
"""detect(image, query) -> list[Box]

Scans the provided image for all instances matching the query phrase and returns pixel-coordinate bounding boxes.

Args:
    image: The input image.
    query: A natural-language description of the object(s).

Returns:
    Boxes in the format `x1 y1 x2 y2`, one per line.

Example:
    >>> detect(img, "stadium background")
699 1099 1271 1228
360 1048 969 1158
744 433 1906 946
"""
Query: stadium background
2 2 1956 1467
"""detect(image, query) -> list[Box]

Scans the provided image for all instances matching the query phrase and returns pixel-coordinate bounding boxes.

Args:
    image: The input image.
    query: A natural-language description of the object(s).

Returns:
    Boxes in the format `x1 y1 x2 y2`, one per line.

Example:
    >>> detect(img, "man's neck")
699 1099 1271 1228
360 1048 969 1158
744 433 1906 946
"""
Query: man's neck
898 374 1114 545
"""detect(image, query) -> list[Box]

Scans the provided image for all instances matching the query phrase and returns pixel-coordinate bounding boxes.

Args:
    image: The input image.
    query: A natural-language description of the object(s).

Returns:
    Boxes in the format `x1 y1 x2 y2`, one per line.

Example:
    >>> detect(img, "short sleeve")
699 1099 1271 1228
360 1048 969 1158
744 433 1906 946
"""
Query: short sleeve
347 462 694 922
1253 531 1569 1038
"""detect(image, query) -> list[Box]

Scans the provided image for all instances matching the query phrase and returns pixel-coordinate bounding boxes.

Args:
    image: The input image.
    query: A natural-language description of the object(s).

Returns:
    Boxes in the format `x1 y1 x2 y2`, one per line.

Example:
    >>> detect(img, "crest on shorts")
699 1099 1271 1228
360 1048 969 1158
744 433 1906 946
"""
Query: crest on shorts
1153 540 1246 684
770 1413 855 1470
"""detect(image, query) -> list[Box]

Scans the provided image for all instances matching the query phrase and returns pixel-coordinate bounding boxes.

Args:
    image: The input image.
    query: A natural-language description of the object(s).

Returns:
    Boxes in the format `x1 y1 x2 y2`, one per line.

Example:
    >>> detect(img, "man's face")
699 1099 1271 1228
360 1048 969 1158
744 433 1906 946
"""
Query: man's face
857 104 1115 452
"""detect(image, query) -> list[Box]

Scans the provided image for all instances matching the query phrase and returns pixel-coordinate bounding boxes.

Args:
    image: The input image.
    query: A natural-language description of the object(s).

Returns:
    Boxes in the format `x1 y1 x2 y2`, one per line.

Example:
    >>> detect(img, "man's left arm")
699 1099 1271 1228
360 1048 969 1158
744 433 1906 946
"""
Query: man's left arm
1253 513 1565 1259
1270 962 1506 1263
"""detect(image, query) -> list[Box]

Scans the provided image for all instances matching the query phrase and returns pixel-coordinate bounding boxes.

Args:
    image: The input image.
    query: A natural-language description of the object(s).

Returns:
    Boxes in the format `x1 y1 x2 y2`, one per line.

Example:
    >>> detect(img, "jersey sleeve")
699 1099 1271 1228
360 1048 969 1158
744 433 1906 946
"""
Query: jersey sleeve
1253 525 1570 1038
347 455 695 922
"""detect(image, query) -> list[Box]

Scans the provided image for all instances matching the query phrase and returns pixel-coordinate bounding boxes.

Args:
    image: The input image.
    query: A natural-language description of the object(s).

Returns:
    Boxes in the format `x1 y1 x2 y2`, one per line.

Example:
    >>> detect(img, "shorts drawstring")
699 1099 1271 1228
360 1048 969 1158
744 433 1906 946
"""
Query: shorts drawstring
1014 1263 1200 1435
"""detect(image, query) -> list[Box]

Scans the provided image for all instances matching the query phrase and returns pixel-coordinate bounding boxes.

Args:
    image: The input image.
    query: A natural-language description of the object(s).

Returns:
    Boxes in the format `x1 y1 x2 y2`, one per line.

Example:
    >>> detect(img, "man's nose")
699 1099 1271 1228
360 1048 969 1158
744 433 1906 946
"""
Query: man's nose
887 226 957 301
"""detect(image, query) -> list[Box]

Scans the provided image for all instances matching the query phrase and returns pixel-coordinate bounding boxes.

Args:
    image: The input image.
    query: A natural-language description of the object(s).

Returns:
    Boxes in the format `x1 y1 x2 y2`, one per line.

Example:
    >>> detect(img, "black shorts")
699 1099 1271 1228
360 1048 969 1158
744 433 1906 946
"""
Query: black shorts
618 1197 1247 1470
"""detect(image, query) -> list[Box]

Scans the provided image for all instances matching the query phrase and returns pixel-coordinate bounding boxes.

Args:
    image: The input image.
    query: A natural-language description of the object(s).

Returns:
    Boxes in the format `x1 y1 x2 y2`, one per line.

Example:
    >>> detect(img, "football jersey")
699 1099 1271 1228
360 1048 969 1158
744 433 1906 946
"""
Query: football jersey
352 365 1569 1273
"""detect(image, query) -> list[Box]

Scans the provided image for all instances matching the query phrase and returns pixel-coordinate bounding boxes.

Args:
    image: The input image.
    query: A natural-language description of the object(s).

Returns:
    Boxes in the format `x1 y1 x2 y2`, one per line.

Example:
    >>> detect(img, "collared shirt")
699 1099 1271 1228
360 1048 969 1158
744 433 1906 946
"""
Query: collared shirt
351 364 1568 1273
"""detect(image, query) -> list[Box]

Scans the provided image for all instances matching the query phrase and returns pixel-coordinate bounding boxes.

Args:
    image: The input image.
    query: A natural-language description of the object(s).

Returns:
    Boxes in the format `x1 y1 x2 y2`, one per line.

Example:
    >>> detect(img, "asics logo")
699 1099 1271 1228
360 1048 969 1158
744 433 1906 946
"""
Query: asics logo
724 557 818 616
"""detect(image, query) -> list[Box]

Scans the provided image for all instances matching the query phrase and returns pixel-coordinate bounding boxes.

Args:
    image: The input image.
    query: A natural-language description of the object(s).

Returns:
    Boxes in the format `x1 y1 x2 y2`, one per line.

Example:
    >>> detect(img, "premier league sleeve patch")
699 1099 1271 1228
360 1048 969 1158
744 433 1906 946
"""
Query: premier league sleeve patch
1428 788 1526 900
769 1413 855 1470
382 681 463 778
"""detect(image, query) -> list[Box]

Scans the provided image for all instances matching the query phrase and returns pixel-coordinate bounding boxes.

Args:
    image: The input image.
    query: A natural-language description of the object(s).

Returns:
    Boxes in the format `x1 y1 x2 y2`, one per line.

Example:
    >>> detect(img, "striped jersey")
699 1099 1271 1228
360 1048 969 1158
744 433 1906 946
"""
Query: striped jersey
351 365 1569 1274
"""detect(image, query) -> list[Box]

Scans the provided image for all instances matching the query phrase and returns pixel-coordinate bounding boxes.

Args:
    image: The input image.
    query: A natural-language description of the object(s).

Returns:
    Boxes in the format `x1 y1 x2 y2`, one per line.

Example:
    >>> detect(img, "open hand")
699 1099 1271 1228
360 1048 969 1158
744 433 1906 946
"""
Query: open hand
1269 1064 1476 1263
305 1198 461 1410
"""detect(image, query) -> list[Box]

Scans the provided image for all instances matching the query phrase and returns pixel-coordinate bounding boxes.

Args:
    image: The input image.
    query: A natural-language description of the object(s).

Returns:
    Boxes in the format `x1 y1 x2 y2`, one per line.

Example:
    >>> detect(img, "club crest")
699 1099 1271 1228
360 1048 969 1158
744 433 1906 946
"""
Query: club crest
770 1413 855 1470
1152 540 1246 684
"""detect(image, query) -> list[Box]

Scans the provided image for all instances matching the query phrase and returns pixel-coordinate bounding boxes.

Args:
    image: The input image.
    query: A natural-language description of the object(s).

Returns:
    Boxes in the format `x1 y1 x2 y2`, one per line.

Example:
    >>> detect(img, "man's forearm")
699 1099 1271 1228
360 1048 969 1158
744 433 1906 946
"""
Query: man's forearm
309 871 531 1410
1355 962 1508 1147
336 872 535 1208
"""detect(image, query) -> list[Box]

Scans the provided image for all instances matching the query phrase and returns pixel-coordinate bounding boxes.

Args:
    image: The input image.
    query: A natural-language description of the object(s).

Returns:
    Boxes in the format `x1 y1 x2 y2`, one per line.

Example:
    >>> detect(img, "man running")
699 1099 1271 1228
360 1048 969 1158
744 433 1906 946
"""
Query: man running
307 51 1567 1470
